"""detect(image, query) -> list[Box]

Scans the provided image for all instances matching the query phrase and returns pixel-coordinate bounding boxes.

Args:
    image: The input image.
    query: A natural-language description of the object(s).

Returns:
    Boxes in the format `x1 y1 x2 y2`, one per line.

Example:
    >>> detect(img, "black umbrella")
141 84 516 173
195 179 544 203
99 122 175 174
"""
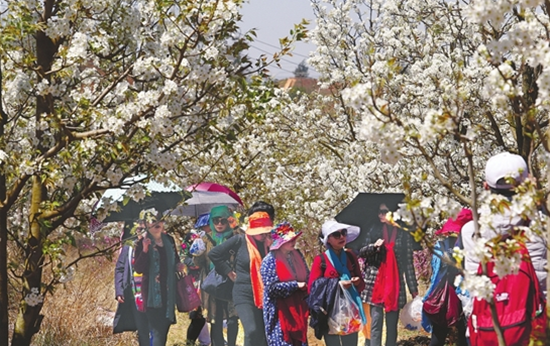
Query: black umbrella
335 192 405 251
103 191 185 223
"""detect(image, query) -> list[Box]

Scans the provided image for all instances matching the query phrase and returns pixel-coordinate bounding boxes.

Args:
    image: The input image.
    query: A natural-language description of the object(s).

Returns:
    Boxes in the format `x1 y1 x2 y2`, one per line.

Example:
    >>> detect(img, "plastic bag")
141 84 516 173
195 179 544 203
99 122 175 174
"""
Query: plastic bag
400 295 423 331
327 284 363 335
189 237 206 257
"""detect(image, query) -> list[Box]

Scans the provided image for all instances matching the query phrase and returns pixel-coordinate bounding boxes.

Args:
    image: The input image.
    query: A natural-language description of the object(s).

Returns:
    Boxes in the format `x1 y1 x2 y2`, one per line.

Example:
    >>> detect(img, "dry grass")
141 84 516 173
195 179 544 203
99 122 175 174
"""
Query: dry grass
30 254 136 346
21 247 431 346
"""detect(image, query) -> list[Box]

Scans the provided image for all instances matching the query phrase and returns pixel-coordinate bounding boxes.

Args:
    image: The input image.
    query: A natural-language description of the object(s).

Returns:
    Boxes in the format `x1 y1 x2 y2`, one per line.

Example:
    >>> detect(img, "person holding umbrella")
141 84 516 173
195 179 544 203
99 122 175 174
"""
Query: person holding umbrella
358 204 418 346
133 209 184 346
182 213 212 346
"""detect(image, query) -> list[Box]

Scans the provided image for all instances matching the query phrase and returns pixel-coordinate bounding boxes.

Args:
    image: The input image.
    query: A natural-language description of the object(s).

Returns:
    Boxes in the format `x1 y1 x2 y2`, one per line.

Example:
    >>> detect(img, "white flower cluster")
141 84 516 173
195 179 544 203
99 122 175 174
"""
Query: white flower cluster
493 250 522 279
59 266 75 284
461 272 496 302
67 32 89 62
24 287 44 307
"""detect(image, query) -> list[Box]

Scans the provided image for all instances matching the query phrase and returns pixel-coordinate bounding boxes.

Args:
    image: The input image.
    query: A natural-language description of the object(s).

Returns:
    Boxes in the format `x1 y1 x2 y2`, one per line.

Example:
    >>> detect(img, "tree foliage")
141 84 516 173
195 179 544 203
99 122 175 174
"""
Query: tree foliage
0 0 309 344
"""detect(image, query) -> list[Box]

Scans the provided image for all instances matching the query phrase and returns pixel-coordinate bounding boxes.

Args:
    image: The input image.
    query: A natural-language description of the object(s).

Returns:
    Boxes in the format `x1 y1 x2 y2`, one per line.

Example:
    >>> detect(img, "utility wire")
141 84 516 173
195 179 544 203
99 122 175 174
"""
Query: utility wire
254 39 311 59
235 29 316 70
248 45 319 74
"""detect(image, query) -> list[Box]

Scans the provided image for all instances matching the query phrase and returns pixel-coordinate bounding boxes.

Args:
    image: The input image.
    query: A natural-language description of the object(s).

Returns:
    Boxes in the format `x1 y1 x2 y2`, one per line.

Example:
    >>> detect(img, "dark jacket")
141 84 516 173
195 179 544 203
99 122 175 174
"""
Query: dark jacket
113 245 137 333
209 234 268 307
134 233 180 321
307 277 339 340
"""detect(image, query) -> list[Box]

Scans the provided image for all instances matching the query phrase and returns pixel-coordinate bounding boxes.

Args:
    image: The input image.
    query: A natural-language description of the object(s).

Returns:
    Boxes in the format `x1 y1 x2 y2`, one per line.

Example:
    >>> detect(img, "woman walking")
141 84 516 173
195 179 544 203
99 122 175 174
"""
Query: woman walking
201 205 239 346
309 220 366 346
209 210 274 346
261 222 310 346
133 210 183 346
358 204 418 346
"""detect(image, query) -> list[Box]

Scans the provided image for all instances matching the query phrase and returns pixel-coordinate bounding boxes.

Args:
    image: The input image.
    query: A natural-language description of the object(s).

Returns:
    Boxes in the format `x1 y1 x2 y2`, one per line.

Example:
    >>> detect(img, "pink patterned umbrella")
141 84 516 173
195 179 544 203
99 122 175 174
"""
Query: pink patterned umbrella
185 182 243 206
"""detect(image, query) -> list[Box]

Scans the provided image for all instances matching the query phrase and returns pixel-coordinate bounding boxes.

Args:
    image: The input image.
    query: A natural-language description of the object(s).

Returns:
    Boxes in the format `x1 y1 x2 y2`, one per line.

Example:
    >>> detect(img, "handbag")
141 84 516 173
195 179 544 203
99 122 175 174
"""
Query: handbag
423 279 461 327
200 268 234 302
176 273 201 312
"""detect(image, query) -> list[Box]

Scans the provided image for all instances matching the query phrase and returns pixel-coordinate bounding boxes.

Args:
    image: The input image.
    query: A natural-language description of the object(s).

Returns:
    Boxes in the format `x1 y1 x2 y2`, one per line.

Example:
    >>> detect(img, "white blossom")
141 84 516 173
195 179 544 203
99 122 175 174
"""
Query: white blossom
24 287 44 307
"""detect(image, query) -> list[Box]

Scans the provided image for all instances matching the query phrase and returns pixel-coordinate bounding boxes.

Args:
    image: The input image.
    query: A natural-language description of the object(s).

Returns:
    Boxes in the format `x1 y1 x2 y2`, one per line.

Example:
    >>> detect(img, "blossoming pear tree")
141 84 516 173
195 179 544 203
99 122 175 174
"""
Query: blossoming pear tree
0 0 307 345
306 0 550 343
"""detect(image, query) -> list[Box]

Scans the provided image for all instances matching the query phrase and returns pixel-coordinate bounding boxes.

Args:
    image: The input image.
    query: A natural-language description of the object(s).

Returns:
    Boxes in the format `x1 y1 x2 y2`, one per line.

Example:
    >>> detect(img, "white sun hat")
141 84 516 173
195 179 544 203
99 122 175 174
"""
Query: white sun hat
320 220 360 247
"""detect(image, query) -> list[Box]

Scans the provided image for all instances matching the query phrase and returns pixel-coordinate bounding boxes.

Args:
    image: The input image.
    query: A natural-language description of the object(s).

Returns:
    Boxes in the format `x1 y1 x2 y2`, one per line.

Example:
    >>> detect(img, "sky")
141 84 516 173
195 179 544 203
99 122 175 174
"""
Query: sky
239 0 319 80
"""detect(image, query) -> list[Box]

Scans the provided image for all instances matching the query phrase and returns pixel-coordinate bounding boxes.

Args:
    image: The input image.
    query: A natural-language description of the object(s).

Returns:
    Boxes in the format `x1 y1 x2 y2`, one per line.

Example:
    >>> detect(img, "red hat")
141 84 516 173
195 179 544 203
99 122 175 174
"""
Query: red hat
246 212 273 235
435 208 473 237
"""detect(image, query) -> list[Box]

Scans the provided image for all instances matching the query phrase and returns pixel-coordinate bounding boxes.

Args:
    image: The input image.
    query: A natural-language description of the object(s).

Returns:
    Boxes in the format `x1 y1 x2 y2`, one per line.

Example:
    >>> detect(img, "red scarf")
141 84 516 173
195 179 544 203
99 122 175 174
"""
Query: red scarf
246 235 267 309
371 225 400 312
275 250 309 344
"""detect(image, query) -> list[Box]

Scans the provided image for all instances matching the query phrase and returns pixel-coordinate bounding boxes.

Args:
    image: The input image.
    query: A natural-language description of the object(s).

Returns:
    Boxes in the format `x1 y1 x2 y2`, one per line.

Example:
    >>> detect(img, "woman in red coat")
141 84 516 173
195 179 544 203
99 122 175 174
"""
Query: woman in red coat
308 220 366 346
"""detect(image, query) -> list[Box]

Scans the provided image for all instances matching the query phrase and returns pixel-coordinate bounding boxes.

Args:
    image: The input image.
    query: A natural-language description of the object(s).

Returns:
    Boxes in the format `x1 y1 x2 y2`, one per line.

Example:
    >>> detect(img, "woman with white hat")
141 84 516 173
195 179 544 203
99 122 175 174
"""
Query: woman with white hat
308 220 366 346
209 210 274 346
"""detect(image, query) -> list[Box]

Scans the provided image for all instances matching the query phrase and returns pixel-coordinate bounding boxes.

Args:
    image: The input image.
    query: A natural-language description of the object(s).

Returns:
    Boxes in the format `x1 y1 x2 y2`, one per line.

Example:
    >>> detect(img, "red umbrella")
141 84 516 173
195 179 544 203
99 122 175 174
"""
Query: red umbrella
185 182 244 206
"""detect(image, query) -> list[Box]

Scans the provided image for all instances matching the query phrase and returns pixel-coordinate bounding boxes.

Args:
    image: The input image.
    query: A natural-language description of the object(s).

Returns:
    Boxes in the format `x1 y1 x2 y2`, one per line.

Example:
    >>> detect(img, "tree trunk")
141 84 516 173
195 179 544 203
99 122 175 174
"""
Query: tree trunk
11 177 46 346
464 142 507 346
0 59 9 346
11 12 55 343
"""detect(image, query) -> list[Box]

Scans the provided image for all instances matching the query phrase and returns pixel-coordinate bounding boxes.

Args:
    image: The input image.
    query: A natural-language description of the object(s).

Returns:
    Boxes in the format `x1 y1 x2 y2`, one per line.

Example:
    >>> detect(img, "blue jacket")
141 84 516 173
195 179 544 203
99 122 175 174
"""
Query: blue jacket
306 277 339 340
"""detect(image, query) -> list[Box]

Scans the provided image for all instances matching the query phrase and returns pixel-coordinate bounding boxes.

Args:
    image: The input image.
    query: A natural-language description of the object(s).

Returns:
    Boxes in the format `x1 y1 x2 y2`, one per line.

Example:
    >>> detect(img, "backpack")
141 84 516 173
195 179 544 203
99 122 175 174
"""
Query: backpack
468 245 539 346
422 237 462 327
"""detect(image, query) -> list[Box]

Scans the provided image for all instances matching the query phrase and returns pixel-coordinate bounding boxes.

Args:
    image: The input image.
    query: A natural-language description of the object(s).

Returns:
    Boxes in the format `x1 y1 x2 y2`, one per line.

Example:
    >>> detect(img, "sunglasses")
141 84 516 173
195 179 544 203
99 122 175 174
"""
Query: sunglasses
212 217 229 225
330 229 348 239
378 209 390 215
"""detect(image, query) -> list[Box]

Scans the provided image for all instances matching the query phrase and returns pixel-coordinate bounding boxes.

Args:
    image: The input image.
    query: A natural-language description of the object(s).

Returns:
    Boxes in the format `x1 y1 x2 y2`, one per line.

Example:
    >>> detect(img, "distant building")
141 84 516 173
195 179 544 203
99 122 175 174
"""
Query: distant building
294 61 309 78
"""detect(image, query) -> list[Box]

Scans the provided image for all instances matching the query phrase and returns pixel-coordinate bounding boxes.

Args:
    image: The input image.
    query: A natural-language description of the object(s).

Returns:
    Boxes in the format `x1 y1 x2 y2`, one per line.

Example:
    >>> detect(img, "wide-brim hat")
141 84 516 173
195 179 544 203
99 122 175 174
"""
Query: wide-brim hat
320 220 360 247
270 222 302 250
246 211 273 235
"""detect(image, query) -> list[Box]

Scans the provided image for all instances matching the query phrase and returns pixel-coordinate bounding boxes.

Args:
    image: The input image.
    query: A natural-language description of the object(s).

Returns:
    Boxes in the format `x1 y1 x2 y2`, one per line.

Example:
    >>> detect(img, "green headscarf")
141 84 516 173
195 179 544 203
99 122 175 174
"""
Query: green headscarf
209 206 233 246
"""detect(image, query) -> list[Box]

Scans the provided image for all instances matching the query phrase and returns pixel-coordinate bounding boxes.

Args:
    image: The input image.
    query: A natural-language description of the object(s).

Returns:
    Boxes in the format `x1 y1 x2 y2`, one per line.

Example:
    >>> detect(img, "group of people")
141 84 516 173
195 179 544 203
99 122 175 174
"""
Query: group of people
112 151 546 346
112 198 419 346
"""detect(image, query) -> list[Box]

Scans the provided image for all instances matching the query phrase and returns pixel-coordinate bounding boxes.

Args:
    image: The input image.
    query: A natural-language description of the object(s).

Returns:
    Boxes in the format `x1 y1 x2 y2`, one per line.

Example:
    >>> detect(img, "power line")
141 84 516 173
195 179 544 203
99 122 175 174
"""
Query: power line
248 45 318 74
254 39 311 59
248 45 301 66
235 29 314 65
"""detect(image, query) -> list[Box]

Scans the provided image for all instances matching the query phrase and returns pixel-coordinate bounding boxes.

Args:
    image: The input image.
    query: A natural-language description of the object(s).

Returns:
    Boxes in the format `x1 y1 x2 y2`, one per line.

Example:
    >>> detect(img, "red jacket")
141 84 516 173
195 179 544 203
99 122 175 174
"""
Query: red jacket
308 250 365 294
